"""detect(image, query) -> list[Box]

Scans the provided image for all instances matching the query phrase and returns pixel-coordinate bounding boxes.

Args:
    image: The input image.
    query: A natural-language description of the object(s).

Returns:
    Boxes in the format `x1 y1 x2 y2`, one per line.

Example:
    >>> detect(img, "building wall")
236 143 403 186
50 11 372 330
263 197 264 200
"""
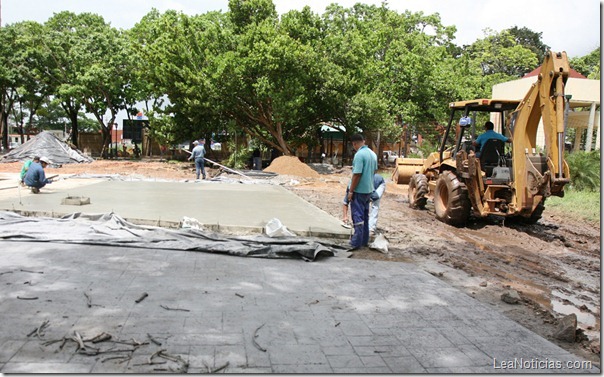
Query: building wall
492 77 600 151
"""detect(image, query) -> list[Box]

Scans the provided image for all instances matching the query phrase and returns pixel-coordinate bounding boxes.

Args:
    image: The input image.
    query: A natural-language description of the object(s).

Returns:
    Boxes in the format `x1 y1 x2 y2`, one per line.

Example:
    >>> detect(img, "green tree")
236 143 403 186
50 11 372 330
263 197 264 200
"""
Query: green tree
465 28 538 78
0 25 22 149
126 9 170 138
143 1 330 155
131 10 233 145
9 21 53 142
229 0 277 32
219 16 330 154
570 48 600 79
43 12 91 148
319 4 459 154
76 20 134 157
508 26 550 63
319 3 394 153
43 12 134 155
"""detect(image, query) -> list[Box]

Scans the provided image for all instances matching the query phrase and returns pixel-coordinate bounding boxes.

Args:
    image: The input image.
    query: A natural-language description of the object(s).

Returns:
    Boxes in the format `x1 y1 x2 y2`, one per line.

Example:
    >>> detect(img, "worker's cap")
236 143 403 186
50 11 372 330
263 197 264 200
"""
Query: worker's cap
39 156 52 164
193 140 199 145
459 116 472 126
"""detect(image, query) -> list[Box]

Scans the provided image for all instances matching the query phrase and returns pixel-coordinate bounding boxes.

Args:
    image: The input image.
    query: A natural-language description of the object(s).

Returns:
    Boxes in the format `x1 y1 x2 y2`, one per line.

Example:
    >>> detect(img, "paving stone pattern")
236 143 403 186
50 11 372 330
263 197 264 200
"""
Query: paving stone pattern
0 241 598 373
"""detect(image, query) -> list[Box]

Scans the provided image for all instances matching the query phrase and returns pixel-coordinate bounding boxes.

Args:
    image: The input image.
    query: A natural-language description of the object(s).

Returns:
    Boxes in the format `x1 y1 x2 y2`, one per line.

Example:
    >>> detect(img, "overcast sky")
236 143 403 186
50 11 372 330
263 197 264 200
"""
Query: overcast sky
1 0 601 58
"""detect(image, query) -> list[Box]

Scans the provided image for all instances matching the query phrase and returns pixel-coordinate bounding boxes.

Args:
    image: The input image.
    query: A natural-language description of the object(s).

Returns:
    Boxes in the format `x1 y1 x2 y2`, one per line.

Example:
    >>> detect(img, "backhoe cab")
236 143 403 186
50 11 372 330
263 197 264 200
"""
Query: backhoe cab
406 51 571 226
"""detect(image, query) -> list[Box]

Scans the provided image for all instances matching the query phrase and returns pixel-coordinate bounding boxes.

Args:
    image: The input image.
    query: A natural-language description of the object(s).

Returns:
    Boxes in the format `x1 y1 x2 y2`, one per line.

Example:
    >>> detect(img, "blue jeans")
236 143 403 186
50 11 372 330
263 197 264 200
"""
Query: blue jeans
195 158 206 179
350 192 371 248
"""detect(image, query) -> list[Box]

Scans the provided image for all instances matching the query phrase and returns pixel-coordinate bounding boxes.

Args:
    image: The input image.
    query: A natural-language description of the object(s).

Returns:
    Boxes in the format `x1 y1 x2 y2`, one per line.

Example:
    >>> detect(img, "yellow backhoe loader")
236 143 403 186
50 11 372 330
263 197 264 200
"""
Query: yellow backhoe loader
394 51 571 226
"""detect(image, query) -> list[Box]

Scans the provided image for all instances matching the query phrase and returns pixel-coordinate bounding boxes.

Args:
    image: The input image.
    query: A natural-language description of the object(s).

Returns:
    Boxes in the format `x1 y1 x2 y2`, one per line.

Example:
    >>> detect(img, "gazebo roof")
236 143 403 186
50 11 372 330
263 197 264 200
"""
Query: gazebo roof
524 66 587 79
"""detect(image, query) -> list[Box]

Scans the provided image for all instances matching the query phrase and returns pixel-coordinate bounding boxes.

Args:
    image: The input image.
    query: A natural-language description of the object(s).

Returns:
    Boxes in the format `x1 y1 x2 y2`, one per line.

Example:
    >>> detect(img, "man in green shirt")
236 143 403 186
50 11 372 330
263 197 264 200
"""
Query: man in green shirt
348 134 378 249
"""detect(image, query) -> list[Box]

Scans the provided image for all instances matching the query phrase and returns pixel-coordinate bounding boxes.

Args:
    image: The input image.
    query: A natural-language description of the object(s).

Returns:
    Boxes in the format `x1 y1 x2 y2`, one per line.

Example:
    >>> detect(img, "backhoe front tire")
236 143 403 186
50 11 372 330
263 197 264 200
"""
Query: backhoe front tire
408 173 428 209
434 171 471 226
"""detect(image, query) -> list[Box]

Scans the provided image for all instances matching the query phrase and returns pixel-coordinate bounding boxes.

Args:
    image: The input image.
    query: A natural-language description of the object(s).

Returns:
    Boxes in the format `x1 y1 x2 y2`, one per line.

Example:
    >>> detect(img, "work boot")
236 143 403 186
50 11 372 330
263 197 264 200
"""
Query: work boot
31 187 39 194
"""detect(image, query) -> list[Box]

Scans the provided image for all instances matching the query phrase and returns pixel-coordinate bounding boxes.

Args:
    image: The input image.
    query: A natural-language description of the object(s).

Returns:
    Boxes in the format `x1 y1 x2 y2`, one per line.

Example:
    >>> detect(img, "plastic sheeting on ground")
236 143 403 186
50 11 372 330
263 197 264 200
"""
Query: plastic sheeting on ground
0 211 348 261
0 131 93 164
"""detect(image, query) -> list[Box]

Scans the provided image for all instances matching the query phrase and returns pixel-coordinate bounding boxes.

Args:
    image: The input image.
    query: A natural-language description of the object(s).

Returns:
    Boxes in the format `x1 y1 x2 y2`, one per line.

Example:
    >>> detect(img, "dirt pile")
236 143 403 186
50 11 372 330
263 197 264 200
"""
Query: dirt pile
263 156 320 178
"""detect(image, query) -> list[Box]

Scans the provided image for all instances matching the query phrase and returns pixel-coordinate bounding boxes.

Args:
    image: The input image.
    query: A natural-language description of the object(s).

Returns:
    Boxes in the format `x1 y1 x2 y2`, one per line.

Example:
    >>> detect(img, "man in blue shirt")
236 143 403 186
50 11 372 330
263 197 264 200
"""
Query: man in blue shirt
24 156 53 193
188 139 207 180
347 134 378 250
20 156 40 185
473 121 512 157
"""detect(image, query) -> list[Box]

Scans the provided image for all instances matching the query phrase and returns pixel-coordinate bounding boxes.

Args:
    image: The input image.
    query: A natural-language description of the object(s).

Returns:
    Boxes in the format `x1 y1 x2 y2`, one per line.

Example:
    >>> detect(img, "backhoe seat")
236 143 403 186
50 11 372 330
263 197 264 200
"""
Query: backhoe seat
479 139 505 177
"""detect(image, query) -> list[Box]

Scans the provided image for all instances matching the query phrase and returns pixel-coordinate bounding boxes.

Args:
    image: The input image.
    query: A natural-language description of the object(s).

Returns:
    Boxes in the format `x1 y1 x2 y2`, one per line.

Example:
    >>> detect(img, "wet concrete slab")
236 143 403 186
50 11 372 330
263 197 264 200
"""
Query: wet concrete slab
0 176 350 238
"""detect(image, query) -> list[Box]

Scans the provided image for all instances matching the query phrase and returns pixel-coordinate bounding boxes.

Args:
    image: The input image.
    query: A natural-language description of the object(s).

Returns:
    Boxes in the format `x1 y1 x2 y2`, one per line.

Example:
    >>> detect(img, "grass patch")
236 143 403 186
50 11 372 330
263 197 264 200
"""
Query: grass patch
546 189 600 225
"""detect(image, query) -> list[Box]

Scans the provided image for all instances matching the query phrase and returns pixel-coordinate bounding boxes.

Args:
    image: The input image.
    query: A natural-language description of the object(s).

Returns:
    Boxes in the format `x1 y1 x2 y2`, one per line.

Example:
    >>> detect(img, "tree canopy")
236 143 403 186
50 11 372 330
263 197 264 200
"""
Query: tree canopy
0 1 598 155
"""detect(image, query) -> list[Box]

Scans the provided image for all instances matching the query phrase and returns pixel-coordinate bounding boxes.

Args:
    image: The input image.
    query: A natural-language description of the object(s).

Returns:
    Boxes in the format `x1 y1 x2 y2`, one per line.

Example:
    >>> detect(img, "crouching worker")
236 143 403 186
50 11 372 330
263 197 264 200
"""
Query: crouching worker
341 186 351 228
20 156 40 185
24 156 53 193
369 173 386 234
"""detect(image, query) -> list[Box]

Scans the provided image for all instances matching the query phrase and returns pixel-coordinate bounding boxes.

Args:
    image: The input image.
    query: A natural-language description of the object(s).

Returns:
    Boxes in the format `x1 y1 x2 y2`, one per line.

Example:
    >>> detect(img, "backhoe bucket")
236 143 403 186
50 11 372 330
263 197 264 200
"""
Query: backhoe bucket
391 157 425 184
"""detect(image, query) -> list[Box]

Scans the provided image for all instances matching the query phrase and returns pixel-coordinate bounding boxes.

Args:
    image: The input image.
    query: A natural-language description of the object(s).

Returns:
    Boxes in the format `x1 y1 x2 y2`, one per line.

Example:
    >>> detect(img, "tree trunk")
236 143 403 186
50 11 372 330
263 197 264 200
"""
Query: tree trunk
61 102 80 148
1 110 8 150
0 92 10 150
342 133 349 167
274 122 292 156
100 126 110 159
70 112 79 148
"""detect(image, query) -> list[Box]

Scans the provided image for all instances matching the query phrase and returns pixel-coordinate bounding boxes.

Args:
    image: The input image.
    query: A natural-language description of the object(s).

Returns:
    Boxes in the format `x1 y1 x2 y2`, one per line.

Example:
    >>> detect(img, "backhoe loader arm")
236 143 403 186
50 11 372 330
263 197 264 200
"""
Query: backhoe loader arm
509 51 571 213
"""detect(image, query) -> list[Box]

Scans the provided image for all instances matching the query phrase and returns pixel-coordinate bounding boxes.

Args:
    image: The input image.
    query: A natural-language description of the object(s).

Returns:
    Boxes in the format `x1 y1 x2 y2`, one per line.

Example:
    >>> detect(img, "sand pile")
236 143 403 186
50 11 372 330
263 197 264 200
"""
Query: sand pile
263 156 320 178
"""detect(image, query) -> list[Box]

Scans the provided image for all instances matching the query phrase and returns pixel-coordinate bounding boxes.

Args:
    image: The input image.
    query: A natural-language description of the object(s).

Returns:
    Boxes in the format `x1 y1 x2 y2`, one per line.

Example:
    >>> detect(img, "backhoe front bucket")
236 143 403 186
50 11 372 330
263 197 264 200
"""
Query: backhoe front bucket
391 157 425 184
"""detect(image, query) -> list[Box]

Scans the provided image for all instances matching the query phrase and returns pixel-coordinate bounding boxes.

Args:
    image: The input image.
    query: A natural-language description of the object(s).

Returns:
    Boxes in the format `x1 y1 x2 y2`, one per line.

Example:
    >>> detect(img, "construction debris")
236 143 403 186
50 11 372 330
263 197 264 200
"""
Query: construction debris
135 292 149 303
554 314 578 342
17 296 39 300
147 333 162 346
501 289 521 304
89 332 112 344
27 320 50 338
20 269 43 274
160 305 190 312
252 324 267 352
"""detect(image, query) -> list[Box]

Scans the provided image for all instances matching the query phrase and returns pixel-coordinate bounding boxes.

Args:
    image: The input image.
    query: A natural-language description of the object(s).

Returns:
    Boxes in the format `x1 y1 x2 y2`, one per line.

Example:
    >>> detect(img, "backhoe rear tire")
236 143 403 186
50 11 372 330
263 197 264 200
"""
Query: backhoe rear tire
408 173 428 209
434 170 471 226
